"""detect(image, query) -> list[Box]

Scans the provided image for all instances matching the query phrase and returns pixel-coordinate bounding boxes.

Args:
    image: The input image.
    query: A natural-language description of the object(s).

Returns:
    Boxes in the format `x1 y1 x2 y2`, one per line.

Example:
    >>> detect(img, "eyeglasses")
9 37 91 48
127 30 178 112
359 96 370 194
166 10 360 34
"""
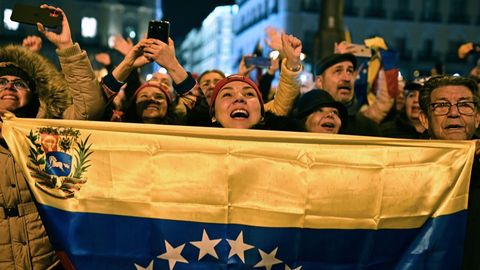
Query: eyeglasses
430 101 477 116
0 78 30 91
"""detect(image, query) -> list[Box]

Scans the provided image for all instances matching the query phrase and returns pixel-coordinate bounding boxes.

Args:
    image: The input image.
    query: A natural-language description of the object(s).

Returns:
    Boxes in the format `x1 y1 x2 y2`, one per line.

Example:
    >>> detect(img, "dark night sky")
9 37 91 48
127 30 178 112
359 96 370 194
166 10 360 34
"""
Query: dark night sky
162 0 235 41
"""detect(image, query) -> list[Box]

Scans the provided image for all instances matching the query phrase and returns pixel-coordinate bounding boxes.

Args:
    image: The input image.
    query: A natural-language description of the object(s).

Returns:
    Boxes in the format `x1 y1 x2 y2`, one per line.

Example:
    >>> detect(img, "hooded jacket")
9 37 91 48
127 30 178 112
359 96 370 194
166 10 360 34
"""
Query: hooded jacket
0 43 106 120
0 43 106 269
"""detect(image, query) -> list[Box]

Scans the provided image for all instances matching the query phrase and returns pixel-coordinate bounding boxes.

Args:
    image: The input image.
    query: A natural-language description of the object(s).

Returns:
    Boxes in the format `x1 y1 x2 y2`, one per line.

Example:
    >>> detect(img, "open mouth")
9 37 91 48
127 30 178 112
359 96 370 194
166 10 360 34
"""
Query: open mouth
321 122 335 128
230 109 249 119
0 94 18 101
445 124 463 130
338 86 351 91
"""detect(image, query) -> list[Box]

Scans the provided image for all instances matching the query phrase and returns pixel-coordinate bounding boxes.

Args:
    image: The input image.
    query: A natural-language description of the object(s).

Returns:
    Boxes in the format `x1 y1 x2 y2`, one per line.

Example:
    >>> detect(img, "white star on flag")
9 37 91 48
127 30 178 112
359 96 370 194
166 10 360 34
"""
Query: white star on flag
254 247 283 270
134 260 154 270
190 229 222 260
285 265 302 270
227 231 254 263
157 240 188 270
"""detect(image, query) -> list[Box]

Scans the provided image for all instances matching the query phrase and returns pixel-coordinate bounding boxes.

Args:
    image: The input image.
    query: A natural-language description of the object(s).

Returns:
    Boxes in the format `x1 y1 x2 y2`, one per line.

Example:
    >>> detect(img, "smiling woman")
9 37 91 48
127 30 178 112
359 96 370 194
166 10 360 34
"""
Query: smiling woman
123 82 179 125
210 75 264 129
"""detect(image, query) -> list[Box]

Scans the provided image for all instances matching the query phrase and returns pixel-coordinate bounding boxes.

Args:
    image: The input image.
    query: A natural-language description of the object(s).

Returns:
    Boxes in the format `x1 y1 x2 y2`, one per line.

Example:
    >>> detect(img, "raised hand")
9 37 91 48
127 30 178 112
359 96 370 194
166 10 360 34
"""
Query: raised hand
281 32 302 71
238 55 255 76
143 38 179 70
123 38 151 69
112 34 134 56
95 53 111 67
22 35 43 53
265 26 283 53
36 4 73 50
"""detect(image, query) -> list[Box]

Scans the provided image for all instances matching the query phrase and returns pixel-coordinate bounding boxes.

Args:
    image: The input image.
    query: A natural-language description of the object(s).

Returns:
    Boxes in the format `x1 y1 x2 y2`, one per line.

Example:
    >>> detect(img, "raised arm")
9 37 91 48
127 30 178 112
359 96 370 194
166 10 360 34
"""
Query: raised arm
37 4 106 120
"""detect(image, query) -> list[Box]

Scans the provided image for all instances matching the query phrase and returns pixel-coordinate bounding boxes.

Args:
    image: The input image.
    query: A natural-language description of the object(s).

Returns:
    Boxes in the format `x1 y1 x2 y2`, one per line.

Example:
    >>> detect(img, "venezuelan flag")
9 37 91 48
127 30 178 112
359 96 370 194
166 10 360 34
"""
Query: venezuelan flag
2 117 474 270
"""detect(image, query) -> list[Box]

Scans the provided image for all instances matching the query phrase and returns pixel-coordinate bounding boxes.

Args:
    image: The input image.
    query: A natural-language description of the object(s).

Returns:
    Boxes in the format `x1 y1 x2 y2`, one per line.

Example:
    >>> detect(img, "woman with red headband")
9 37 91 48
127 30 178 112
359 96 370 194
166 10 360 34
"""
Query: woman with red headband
209 33 303 130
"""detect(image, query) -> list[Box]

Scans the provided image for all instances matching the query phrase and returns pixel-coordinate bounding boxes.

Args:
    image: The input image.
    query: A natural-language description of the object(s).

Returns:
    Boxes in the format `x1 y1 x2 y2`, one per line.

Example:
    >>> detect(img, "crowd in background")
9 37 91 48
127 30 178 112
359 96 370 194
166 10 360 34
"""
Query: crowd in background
1 4 480 270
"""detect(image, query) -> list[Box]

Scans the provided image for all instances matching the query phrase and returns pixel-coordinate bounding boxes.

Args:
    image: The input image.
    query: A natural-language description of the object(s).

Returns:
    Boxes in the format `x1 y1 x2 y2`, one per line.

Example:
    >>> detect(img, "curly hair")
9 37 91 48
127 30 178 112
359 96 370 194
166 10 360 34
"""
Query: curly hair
419 75 479 116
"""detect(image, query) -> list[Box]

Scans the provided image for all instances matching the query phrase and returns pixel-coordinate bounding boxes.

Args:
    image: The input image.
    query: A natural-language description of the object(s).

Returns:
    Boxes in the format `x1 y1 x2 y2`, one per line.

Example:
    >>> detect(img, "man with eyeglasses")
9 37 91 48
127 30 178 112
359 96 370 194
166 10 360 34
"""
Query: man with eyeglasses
418 75 480 270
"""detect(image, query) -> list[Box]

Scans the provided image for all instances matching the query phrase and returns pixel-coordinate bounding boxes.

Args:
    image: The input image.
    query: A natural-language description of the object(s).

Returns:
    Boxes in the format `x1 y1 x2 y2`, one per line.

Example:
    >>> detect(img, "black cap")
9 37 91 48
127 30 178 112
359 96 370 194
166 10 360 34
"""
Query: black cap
315 53 357 76
294 89 347 123
404 77 430 93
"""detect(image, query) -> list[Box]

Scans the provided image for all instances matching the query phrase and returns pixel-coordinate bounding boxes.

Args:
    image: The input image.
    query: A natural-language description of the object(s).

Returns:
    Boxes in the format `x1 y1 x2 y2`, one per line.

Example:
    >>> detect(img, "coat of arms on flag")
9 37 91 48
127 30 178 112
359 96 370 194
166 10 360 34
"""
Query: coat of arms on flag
26 126 92 198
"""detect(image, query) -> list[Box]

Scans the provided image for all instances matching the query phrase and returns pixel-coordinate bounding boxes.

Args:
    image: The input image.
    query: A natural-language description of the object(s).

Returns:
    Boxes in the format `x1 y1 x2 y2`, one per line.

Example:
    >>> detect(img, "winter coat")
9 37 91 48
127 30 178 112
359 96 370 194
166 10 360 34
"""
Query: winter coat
0 43 106 269
0 141 60 270
0 43 106 120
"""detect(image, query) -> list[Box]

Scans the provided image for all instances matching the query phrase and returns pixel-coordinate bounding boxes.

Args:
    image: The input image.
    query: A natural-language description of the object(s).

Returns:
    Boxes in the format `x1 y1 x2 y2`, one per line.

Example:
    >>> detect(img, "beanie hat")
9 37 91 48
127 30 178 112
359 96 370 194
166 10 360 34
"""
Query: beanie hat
294 89 347 123
209 75 264 116
314 53 357 76
133 83 172 104
0 62 35 92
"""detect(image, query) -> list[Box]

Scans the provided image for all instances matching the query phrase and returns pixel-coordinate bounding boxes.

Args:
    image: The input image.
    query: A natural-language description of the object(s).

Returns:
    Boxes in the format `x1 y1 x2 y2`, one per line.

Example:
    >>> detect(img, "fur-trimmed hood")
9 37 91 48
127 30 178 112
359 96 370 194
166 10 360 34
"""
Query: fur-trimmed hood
0 44 71 118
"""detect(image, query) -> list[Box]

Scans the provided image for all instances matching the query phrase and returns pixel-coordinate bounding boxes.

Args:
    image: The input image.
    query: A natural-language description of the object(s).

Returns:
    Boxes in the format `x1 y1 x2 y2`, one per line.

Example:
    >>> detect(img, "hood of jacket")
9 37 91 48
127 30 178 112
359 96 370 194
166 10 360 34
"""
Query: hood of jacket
0 44 71 118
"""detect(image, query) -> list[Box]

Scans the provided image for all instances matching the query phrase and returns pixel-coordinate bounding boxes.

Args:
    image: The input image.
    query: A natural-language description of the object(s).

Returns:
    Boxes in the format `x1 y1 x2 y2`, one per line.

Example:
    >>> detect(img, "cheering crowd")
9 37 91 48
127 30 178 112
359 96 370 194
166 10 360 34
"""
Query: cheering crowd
1 4 480 270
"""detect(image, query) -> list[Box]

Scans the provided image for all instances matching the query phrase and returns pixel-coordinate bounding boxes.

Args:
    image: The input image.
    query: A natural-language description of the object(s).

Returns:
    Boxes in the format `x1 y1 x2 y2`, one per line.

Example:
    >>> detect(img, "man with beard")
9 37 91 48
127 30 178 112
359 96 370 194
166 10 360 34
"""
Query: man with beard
380 78 427 138
314 53 380 136
418 75 480 270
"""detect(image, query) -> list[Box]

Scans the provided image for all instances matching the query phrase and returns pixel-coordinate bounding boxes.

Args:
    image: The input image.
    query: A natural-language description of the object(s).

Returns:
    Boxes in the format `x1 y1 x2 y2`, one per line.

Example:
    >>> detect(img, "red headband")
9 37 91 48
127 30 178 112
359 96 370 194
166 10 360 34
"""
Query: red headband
209 75 264 116
133 83 172 104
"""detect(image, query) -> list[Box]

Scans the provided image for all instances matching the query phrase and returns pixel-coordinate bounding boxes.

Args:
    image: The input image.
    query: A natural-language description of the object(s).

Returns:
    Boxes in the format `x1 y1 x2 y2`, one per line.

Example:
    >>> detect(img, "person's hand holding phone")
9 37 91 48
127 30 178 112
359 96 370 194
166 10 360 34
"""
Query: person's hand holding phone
36 5 73 50
111 38 151 83
238 55 255 76
282 32 302 71
143 38 188 85
143 38 178 69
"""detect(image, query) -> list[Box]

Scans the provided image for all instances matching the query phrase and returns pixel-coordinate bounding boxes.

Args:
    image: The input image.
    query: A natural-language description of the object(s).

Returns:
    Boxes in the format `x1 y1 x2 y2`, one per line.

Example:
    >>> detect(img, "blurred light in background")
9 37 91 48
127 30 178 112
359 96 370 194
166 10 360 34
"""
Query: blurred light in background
4 9 19 31
81 17 97 38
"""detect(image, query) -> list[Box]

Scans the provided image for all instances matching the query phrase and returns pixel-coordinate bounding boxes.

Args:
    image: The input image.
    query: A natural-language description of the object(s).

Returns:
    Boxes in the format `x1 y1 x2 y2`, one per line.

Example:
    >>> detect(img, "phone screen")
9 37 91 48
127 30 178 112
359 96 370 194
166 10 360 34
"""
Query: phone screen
245 56 271 68
10 4 62 28
147 20 170 44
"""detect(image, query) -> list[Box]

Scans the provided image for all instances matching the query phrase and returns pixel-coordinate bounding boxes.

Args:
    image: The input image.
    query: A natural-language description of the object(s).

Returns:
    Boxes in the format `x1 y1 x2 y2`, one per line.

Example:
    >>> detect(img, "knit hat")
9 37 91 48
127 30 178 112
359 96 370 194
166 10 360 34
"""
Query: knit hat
209 75 264 116
133 83 172 104
294 89 347 123
0 62 35 91
314 53 357 76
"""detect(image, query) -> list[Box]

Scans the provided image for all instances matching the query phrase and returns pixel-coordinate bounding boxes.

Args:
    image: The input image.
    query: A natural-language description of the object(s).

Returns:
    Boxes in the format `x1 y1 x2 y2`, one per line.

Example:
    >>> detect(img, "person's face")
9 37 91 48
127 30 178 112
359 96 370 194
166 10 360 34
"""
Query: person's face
419 85 480 140
214 81 262 129
149 73 174 95
0 75 32 112
305 107 342 134
200 72 224 105
135 86 168 123
315 61 355 103
405 90 421 122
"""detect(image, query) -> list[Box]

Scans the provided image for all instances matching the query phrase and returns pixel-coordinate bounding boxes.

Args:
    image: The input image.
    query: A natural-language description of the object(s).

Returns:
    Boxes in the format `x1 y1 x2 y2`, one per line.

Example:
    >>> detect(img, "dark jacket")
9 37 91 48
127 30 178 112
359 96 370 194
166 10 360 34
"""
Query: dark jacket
341 97 380 137
380 111 423 139
462 147 480 270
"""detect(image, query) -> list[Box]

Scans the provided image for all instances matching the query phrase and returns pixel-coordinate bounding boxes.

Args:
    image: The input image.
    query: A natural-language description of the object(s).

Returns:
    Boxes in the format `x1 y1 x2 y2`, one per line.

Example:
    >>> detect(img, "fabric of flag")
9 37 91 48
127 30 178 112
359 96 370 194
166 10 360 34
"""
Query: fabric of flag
1 117 475 270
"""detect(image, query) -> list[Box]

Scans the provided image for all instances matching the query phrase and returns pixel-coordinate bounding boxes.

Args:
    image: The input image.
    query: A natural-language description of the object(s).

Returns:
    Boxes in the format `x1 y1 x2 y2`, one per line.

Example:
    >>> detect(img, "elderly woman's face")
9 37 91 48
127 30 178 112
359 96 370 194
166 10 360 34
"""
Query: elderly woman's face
305 107 342 134
214 81 262 129
135 86 168 123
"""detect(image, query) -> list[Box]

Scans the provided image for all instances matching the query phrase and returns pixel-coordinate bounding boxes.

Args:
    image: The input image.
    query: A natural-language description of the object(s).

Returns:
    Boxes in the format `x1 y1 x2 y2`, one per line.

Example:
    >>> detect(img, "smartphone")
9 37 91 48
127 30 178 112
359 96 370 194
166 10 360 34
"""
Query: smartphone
147 20 170 44
349 43 372 58
10 4 62 28
244 56 271 68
